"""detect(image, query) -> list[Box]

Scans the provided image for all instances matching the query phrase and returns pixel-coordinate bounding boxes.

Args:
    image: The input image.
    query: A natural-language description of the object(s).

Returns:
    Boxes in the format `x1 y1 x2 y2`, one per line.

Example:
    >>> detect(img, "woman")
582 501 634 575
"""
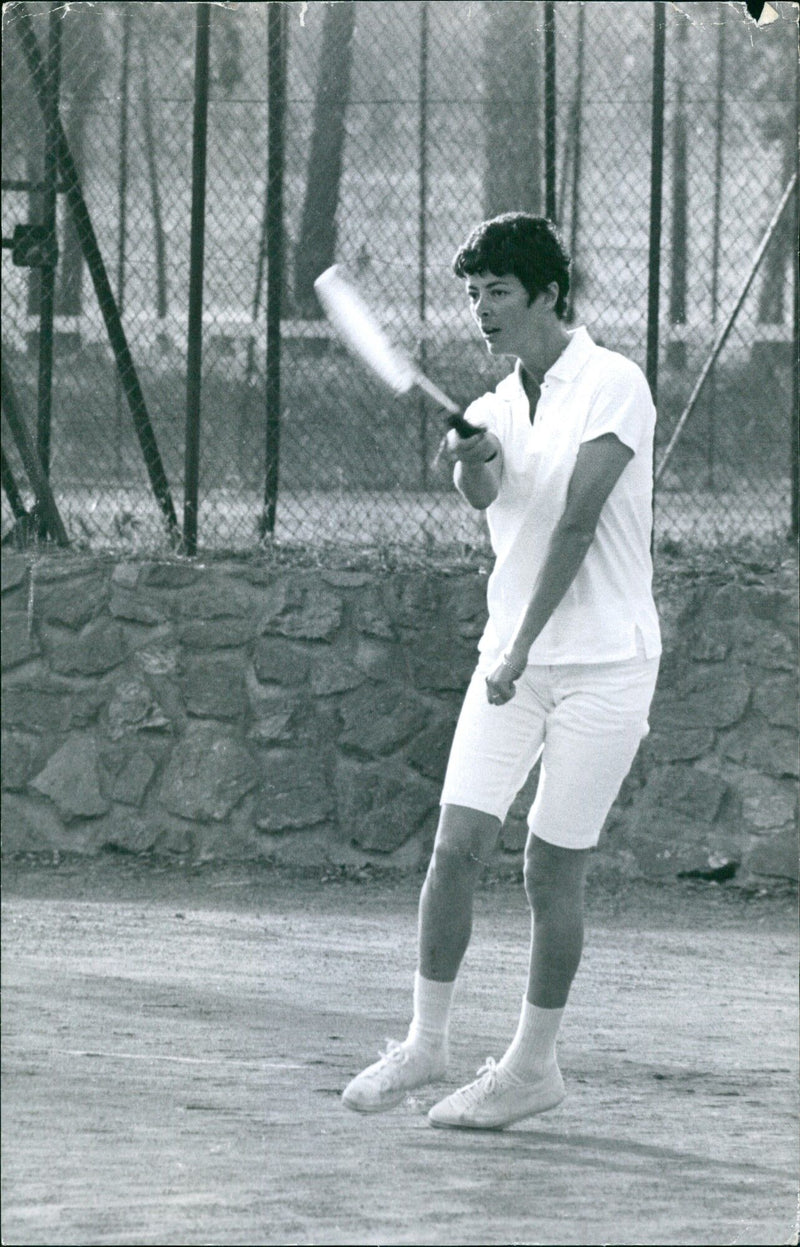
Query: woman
343 213 661 1130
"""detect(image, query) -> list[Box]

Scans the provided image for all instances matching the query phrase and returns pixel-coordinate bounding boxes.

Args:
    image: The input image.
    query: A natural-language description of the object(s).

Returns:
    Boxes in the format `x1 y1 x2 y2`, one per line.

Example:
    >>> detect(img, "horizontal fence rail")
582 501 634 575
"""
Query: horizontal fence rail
1 0 797 558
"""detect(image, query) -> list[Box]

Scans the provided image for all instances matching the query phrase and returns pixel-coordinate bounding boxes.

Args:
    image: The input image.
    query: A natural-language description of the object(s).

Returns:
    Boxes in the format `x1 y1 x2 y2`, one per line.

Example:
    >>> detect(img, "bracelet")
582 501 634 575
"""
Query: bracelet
501 651 525 675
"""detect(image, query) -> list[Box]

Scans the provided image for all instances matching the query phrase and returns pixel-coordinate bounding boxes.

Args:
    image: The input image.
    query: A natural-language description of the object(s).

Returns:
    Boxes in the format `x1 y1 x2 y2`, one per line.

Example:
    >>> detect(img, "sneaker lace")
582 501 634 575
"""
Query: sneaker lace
378 1038 408 1067
458 1057 501 1106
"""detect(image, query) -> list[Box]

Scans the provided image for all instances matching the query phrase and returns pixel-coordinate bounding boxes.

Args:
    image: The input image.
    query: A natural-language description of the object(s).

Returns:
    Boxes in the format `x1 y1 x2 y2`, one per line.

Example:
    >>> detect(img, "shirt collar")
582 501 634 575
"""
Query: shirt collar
514 325 594 388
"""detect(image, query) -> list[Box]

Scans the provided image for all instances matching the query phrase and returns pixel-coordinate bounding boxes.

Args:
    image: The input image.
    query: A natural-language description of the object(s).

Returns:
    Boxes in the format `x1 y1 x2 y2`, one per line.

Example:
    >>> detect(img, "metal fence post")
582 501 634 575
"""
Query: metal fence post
566 1 585 322
787 46 792 543
1 357 69 545
707 13 726 489
115 5 132 480
36 2 61 538
261 1 287 539
417 0 429 489
544 0 557 222
646 1 666 411
10 0 179 541
183 1 211 557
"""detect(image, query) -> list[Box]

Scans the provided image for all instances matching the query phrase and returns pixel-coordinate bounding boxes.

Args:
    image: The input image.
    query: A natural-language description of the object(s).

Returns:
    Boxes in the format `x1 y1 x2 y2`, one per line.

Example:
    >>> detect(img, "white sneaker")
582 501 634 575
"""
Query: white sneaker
342 1039 447 1113
428 1057 565 1130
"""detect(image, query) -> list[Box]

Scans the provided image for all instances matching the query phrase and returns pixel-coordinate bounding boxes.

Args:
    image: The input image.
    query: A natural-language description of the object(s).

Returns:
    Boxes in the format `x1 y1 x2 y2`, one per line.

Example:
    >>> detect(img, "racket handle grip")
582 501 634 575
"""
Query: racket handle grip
447 413 483 439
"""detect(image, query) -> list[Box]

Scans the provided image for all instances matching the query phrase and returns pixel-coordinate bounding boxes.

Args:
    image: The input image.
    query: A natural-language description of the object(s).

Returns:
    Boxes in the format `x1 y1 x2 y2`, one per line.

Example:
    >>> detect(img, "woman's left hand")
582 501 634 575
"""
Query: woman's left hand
485 653 526 705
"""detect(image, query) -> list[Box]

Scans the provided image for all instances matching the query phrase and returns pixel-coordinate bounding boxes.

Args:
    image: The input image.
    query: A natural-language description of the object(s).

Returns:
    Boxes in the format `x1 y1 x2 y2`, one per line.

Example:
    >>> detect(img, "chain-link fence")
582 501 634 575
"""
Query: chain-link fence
2 0 797 559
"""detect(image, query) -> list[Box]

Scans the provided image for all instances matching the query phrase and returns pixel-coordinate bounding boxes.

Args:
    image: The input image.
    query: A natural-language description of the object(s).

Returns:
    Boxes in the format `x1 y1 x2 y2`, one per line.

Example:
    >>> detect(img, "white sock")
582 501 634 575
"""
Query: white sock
499 999 564 1081
406 972 455 1054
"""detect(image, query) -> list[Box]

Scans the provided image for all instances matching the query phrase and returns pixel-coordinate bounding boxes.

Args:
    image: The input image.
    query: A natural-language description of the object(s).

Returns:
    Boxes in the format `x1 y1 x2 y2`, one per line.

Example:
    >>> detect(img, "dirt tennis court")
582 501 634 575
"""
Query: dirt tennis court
2 859 797 1247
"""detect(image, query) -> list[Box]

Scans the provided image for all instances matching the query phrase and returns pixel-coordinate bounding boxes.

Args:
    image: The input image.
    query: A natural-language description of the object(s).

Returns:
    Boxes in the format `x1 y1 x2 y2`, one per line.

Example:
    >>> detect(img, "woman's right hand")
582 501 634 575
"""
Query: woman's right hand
441 426 501 466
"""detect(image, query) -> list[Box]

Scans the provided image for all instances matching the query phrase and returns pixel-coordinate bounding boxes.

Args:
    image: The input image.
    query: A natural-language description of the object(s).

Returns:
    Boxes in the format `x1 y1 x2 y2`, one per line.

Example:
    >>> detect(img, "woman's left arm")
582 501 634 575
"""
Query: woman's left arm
485 433 633 704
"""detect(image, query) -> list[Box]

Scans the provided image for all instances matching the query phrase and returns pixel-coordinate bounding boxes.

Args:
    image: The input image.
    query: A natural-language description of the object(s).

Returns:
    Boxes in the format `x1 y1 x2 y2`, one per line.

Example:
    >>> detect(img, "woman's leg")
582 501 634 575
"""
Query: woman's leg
418 803 503 982
523 834 590 1007
342 803 501 1113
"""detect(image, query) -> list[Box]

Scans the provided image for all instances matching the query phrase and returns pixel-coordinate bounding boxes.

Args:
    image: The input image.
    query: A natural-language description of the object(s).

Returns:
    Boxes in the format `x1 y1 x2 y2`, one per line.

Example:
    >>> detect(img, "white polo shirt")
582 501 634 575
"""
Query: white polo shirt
464 326 661 665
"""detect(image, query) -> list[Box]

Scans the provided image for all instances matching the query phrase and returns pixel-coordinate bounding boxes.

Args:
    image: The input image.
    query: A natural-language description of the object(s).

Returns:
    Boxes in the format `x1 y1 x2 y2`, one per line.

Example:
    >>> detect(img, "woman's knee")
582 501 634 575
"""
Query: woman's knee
523 835 589 913
428 805 501 884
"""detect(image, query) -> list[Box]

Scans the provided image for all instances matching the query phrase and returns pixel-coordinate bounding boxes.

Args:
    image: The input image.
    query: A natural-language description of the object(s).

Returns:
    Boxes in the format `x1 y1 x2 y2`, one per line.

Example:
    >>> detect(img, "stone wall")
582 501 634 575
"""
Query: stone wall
1 552 797 884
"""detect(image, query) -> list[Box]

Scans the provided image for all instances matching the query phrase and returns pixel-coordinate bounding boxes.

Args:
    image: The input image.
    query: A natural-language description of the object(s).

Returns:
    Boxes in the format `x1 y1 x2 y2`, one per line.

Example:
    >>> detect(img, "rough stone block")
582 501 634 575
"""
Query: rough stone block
406 634 476 692
67 681 113 729
135 642 180 676
500 818 528 853
31 556 99 584
389 578 441 630
178 618 254 650
258 580 302 625
644 728 716 763
743 585 799 638
1 793 68 854
248 711 294 745
111 563 141 589
310 656 364 696
651 670 750 730
49 620 128 676
178 580 255 619
254 750 334 831
723 725 799 779
141 563 201 589
30 734 109 819
335 759 438 853
507 763 541 822
1 731 40 791
1 555 27 594
320 571 374 589
745 829 799 881
405 718 457 781
753 675 798 730
158 825 198 857
181 657 247 720
339 685 430 757
159 723 258 822
37 576 106 629
688 634 729 662
637 766 730 824
354 589 395 640
730 618 796 671
262 584 343 642
96 810 158 854
353 636 404 682
1 612 39 671
633 832 741 881
253 638 309 685
738 772 797 831
110 750 157 806
110 588 168 625
446 578 488 639
1 680 70 733
108 676 172 740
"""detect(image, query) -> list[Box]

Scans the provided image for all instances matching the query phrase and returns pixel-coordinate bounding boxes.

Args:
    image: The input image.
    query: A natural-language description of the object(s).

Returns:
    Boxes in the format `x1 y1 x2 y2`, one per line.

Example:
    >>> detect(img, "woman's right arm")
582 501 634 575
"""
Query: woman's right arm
447 428 503 510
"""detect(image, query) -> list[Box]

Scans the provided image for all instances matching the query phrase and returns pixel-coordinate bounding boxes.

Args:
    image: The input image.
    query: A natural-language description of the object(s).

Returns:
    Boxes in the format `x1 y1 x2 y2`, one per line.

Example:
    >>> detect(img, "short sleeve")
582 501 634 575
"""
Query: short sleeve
580 362 654 455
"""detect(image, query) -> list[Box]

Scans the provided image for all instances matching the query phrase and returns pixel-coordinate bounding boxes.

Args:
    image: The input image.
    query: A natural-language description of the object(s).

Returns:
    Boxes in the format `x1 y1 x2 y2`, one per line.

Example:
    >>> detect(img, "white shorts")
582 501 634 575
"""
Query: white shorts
440 643 660 850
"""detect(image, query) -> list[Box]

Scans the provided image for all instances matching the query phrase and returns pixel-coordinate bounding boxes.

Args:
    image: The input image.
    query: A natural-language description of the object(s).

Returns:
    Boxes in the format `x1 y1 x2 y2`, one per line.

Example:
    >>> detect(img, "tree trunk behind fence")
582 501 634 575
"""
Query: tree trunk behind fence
483 0 542 219
293 2 356 316
56 12 107 316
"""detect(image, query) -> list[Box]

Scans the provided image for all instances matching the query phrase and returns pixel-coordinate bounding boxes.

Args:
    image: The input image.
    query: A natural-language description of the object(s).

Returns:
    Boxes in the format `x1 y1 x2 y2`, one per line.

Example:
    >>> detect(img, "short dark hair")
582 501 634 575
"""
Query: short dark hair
452 213 570 319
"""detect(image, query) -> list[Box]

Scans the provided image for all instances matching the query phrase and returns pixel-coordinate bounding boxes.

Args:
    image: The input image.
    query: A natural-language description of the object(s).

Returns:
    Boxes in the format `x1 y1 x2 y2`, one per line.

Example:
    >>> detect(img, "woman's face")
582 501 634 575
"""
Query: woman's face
464 271 554 360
